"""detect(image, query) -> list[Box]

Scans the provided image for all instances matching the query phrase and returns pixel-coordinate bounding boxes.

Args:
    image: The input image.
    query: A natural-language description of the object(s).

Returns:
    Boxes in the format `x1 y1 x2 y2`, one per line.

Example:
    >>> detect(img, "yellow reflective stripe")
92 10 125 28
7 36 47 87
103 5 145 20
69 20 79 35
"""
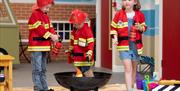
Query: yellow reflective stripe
117 46 129 51
87 38 94 43
138 48 143 54
70 35 74 40
28 21 41 29
116 22 128 28
74 40 78 45
86 50 93 56
73 61 94 66
111 21 117 28
44 24 49 29
110 30 117 35
43 31 51 39
79 38 86 42
27 46 50 51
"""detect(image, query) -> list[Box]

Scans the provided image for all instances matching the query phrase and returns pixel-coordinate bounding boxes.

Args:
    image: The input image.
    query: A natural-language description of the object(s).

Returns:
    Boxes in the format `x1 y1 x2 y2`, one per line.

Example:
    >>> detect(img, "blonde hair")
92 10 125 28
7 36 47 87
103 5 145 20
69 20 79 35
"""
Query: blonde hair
122 0 141 11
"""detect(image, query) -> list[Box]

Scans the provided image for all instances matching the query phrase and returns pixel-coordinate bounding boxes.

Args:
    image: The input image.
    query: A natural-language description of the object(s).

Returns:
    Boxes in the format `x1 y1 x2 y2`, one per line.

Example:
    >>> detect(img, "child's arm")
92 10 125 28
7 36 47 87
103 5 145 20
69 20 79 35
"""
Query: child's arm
110 12 120 38
86 28 95 60
28 13 58 41
135 12 147 33
110 12 120 44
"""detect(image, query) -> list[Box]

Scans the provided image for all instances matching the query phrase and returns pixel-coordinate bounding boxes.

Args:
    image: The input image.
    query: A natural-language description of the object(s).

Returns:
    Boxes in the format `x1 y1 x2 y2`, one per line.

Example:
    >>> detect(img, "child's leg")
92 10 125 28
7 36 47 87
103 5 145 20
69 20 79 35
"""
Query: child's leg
83 67 94 77
41 52 48 90
123 59 133 91
31 52 44 91
131 61 137 89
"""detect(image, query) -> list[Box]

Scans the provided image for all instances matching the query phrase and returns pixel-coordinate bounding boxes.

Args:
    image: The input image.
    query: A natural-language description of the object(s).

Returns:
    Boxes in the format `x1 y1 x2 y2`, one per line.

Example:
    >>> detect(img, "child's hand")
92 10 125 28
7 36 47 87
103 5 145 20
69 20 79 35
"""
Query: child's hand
50 34 59 42
86 54 92 62
112 35 118 45
135 23 144 32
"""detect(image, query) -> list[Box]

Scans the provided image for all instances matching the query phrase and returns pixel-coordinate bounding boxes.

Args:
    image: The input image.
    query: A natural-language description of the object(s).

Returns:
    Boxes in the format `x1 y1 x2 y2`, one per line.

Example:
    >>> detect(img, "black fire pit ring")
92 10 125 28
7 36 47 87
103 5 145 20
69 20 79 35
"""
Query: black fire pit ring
54 72 111 91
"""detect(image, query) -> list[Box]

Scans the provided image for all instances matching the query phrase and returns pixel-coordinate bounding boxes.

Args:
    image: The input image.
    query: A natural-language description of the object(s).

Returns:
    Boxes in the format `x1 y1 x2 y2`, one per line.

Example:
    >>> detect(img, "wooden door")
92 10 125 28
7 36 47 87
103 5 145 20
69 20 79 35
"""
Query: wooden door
163 0 180 80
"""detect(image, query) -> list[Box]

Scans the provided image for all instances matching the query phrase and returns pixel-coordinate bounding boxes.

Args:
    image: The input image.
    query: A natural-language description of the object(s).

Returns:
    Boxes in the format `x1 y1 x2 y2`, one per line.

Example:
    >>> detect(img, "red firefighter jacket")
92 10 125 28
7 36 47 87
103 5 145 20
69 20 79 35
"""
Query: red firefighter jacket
110 9 147 55
70 23 94 66
27 10 56 51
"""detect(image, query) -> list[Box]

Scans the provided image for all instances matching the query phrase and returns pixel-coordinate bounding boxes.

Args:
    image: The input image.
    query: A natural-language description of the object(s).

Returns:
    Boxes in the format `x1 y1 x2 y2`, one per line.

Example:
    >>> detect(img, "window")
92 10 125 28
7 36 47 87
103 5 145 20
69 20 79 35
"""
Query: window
52 21 73 42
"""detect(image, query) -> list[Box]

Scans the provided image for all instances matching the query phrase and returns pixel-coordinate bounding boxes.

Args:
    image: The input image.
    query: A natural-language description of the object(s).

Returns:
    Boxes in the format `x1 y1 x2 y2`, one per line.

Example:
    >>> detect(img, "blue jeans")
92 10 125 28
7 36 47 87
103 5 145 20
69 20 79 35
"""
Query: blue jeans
31 52 48 91
119 41 140 61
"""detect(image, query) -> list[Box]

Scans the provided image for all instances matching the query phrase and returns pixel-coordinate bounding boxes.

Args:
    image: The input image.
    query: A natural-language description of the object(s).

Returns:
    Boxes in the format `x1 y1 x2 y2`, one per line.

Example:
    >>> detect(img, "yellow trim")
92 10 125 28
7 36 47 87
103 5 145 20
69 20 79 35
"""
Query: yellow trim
27 46 51 51
43 31 51 39
74 61 94 66
137 48 143 54
117 46 129 51
28 21 41 29
110 30 117 35
116 22 128 28
79 38 86 42
44 24 49 29
74 40 78 45
86 50 93 56
111 21 117 28
87 38 94 43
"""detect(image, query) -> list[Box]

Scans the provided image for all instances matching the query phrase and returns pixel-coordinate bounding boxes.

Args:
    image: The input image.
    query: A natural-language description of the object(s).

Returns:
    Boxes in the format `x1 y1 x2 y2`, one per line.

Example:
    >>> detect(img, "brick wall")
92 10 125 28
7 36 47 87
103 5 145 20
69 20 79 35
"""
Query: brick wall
11 3 96 62
0 3 8 17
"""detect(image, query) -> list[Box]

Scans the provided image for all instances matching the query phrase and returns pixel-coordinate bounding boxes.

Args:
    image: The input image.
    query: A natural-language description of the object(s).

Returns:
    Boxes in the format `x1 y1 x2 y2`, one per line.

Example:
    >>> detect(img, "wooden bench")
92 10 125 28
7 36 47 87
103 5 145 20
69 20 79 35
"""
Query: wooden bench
0 55 14 91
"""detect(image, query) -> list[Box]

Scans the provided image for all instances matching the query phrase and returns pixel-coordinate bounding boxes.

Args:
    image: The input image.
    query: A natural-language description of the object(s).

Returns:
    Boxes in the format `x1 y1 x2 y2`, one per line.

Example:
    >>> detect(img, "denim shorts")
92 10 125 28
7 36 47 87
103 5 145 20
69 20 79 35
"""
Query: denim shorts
119 50 140 61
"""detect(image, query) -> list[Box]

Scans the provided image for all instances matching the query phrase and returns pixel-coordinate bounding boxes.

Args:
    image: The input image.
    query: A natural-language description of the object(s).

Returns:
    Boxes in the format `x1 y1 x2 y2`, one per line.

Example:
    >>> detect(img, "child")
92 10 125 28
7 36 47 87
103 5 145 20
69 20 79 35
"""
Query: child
28 0 58 91
110 0 147 91
68 9 95 77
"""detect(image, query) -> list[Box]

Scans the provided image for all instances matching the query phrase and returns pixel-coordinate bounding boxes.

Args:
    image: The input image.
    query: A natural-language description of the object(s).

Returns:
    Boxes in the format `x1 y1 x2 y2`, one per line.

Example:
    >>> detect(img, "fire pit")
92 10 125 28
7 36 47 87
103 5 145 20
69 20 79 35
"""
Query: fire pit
54 72 111 91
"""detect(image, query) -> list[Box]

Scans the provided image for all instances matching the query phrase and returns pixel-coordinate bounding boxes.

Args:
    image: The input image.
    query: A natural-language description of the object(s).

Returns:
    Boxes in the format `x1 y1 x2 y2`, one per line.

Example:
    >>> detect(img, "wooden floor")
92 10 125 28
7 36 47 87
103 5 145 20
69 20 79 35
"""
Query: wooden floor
13 84 143 91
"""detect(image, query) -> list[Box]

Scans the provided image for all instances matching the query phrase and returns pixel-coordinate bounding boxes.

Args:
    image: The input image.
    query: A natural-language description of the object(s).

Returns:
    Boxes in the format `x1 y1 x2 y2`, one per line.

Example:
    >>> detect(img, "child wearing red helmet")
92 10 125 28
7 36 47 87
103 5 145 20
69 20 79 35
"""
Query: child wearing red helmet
28 0 58 91
68 9 95 77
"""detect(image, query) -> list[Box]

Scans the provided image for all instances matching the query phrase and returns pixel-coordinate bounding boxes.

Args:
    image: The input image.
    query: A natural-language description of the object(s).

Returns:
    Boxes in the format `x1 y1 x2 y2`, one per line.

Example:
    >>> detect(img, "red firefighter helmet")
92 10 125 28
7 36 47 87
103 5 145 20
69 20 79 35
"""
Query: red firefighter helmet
69 9 88 24
32 0 54 12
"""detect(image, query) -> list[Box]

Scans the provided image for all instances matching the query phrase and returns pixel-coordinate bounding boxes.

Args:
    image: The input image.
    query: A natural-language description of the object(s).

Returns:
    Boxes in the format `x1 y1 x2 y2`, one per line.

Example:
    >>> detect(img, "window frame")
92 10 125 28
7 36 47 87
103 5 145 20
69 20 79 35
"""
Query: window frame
51 21 72 42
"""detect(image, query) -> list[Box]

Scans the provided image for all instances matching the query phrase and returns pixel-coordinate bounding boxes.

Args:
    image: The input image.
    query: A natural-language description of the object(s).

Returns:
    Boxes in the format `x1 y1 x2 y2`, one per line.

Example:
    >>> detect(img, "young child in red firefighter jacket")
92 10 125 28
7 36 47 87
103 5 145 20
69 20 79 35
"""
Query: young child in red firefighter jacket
68 9 95 77
27 0 58 91
110 0 147 91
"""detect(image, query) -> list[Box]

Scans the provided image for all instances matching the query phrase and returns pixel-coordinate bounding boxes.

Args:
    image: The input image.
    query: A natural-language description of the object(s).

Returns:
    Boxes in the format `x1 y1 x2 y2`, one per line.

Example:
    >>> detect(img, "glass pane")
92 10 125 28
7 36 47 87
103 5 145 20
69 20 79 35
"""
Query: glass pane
52 23 57 30
58 23 63 31
71 24 73 30
0 0 11 23
58 32 64 39
65 23 70 31
65 32 70 40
